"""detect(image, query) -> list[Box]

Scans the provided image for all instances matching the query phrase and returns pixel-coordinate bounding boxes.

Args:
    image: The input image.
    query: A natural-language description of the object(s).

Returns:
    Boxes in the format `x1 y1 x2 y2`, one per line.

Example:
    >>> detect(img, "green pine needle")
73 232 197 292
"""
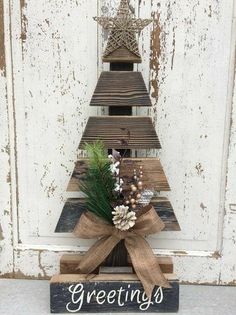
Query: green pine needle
80 141 117 223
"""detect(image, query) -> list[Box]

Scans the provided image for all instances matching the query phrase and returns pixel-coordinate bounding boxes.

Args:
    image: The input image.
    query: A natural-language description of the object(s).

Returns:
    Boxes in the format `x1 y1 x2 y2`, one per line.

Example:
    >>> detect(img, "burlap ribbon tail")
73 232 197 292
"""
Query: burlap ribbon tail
73 205 171 298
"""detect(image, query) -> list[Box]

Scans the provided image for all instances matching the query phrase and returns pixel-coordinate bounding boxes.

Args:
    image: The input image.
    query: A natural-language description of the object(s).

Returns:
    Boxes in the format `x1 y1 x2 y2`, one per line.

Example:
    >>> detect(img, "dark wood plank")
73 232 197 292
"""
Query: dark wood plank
50 274 179 313
103 45 142 63
79 116 161 149
109 106 132 116
90 72 151 107
54 197 180 233
110 62 134 71
106 63 133 267
60 254 173 274
67 158 170 192
55 199 86 233
152 198 181 231
51 273 177 282
120 158 170 191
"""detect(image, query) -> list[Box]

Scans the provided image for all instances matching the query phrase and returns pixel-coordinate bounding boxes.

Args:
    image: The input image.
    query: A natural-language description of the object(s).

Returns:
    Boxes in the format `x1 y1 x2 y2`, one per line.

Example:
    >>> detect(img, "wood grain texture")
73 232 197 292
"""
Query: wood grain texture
103 45 142 63
67 158 170 192
90 71 152 107
54 197 180 233
79 116 161 149
60 254 173 274
50 274 179 313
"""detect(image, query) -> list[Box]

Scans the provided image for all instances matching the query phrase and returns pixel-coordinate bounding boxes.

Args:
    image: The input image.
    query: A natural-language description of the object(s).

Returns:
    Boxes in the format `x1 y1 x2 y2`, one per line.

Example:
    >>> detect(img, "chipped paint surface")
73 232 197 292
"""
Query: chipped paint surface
0 0 14 275
20 0 28 44
150 12 161 101
146 0 235 251
0 223 3 240
0 0 6 73
220 17 236 284
0 0 236 284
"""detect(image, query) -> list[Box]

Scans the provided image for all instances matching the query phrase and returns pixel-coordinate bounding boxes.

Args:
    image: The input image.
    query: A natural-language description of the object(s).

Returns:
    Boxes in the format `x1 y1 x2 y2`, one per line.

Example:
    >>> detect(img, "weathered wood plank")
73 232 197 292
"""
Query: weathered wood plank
120 158 170 190
67 158 170 192
79 116 161 149
110 62 134 71
60 254 99 274
54 197 180 233
126 256 174 274
103 45 142 63
51 273 177 283
153 198 181 231
106 61 134 266
109 106 132 115
90 71 152 107
50 274 179 313
60 254 173 274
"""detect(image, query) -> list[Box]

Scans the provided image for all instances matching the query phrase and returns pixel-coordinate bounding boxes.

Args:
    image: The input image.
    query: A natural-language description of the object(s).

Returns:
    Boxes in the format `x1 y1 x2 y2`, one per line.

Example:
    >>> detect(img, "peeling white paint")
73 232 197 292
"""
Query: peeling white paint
220 8 236 284
0 0 236 284
0 0 14 276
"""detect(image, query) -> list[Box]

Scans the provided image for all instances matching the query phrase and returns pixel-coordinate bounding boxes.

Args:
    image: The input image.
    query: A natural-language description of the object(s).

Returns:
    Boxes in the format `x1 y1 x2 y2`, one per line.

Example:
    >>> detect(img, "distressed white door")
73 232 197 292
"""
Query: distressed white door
1 0 236 284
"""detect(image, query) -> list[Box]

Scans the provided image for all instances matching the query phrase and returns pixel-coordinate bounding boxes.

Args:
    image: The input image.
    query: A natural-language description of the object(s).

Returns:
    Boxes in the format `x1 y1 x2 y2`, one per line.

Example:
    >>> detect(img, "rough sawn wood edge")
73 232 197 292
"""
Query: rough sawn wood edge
66 157 170 192
60 254 174 274
54 197 181 233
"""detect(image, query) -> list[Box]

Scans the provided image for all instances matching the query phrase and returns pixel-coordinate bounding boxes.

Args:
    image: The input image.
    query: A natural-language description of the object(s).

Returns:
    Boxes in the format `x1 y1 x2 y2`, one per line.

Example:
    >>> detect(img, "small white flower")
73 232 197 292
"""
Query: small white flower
108 155 115 162
114 182 122 192
112 205 137 231
114 177 124 193
119 178 124 186
110 161 120 175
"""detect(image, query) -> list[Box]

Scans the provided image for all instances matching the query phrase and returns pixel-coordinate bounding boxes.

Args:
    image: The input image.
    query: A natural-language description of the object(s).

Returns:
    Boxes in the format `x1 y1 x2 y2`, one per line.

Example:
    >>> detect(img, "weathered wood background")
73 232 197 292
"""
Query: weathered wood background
0 0 236 285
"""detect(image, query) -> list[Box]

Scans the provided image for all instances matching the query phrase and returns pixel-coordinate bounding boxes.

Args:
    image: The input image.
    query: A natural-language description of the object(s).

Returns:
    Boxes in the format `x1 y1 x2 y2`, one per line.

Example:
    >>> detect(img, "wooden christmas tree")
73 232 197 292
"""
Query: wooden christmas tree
51 0 180 313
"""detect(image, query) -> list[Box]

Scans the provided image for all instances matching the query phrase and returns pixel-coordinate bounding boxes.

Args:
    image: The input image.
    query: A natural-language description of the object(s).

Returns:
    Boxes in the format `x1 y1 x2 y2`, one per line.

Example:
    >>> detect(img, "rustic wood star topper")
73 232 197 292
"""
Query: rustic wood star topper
94 0 152 62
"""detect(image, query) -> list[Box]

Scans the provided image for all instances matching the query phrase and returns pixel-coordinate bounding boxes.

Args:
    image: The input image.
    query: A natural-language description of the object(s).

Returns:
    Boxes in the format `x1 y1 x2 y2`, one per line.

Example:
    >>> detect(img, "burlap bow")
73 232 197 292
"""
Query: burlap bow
73 204 171 298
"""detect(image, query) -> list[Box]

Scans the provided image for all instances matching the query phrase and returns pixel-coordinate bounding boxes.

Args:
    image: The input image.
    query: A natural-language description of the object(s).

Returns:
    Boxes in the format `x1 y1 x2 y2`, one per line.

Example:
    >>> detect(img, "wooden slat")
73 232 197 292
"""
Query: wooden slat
67 158 170 192
51 273 177 283
152 198 181 231
60 254 173 274
99 266 133 274
109 106 132 115
110 62 133 71
130 256 174 274
54 197 180 233
120 158 170 191
103 45 142 63
107 63 133 266
90 71 151 107
79 116 161 149
50 273 179 313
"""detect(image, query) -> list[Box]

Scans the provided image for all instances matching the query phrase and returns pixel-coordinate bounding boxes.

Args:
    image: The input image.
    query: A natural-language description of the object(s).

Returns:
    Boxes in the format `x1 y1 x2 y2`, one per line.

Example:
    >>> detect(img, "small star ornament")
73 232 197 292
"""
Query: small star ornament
94 0 152 61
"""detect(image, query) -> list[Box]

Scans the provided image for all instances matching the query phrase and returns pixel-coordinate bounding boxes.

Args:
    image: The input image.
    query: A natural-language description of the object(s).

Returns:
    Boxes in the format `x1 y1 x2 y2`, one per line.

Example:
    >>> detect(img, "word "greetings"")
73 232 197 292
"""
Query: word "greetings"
66 283 164 312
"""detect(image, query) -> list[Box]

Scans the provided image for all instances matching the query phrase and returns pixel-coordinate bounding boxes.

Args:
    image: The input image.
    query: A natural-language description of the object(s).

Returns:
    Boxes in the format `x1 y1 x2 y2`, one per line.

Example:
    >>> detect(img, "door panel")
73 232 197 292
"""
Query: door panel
0 0 236 283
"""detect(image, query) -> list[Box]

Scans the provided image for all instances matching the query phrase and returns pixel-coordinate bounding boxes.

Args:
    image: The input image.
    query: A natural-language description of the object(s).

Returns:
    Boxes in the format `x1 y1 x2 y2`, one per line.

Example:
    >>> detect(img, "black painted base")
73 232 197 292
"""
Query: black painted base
50 274 179 313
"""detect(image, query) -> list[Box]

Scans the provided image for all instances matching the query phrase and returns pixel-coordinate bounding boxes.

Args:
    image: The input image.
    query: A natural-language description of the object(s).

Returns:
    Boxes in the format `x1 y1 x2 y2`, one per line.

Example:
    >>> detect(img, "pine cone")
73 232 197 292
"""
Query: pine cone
112 205 137 231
